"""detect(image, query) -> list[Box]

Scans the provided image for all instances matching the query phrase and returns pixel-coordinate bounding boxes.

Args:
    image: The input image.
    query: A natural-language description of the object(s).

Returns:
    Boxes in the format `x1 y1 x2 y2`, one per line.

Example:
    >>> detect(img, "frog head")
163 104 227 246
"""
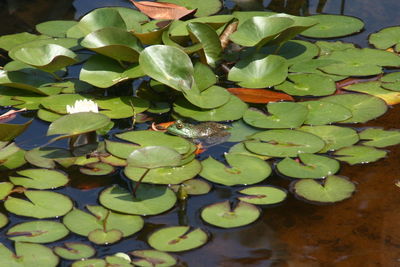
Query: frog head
166 120 195 138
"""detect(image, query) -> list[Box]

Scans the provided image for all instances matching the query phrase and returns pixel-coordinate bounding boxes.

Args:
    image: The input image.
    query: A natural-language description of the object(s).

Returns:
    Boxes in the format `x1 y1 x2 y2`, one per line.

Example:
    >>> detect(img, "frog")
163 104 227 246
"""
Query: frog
166 120 231 148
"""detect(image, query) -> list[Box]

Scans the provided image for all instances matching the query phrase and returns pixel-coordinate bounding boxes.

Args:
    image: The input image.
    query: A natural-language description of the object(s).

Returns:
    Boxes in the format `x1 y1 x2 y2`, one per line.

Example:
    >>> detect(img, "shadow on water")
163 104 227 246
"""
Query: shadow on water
1 0 400 266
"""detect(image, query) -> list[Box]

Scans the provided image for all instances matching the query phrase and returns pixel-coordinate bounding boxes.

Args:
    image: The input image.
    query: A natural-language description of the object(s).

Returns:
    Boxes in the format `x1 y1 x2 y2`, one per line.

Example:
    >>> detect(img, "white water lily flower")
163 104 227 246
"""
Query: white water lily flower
66 99 99 114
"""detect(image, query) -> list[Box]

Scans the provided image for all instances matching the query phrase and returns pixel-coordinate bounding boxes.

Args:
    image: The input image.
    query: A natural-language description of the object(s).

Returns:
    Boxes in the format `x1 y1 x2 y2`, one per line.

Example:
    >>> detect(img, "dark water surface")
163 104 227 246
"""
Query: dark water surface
1 0 400 266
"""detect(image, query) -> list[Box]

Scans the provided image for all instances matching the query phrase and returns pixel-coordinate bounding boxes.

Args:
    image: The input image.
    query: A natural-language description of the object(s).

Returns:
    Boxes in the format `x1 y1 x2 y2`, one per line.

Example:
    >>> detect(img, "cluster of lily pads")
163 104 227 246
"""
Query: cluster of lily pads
1 1 400 266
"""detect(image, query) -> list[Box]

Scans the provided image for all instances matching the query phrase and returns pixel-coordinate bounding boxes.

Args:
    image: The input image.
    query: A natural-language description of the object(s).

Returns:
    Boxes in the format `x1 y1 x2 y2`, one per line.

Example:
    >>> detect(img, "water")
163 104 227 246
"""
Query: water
1 0 400 266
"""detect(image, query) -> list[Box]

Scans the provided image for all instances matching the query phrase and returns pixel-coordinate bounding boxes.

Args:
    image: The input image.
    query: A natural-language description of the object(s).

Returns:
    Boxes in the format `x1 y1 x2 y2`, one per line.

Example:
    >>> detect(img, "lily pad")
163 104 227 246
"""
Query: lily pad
0 182 13 200
127 146 182 168
88 229 123 245
298 100 352 125
105 140 140 159
300 14 364 38
0 242 59 267
292 175 356 204
81 27 143 62
71 258 106 267
9 169 69 189
0 69 56 95
131 250 177 267
369 26 400 52
148 226 208 252
24 147 75 168
321 93 388 123
238 186 287 205
0 143 26 170
228 142 271 160
299 125 359 152
183 85 231 109
228 54 288 88
158 0 222 17
243 102 308 129
80 162 115 176
288 58 347 81
359 128 400 148
0 32 45 51
343 81 400 105
275 73 336 96
334 145 387 165
200 153 271 186
201 200 260 228
277 153 340 179
54 242 96 260
245 129 325 157
7 221 69 243
169 179 211 195
316 41 356 56
0 212 8 229
227 119 263 142
125 159 201 185
99 184 176 216
36 20 78 37
96 96 149 119
4 190 73 219
0 119 32 141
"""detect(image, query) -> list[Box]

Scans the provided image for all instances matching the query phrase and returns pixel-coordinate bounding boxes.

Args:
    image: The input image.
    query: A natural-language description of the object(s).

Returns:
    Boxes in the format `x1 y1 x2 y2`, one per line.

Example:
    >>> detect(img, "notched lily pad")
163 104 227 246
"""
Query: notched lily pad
131 249 177 267
359 128 400 148
88 229 123 245
369 26 400 52
9 169 69 189
80 162 115 176
7 220 69 243
238 186 287 205
334 145 387 165
201 200 260 228
53 242 96 260
148 226 208 252
170 179 211 195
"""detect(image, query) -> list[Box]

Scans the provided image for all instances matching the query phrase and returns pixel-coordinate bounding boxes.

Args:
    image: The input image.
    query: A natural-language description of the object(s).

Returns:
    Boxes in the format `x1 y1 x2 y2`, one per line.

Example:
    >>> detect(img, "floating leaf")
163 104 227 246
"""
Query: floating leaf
359 128 400 148
289 58 347 81
131 250 177 267
227 119 263 142
130 0 196 20
238 186 287 205
183 85 231 109
24 147 75 168
245 129 325 157
0 142 26 170
80 162 115 176
54 242 96 260
334 145 387 165
127 146 182 168
227 88 294 104
300 14 364 38
96 96 150 119
292 175 356 204
99 184 176 216
200 153 271 186
193 62 217 91
0 212 8 229
0 32 45 51
36 20 78 37
243 102 308 129
277 153 340 179
0 242 59 267
5 191 73 219
159 0 222 17
148 226 208 252
0 69 56 95
7 221 69 243
343 81 400 105
298 100 352 125
169 179 211 195
299 125 359 152
275 73 336 96
228 54 288 88
316 41 356 56
71 258 106 267
0 119 32 141
10 169 69 189
369 26 400 52
321 93 388 123
201 201 260 228
0 182 13 200
88 229 123 245
229 143 270 160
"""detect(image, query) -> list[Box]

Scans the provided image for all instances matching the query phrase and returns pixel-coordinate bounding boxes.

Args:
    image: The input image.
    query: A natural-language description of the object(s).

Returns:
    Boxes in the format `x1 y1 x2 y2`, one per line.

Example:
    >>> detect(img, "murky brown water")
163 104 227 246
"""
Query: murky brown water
1 0 400 266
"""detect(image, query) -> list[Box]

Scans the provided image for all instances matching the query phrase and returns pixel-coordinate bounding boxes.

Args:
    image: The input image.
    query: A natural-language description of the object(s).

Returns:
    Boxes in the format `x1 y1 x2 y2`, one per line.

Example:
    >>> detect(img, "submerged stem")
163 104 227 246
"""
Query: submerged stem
132 168 150 198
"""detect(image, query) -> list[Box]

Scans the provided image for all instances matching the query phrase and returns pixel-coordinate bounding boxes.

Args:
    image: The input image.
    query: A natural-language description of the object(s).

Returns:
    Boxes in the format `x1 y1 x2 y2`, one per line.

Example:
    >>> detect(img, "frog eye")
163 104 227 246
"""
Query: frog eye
176 123 183 129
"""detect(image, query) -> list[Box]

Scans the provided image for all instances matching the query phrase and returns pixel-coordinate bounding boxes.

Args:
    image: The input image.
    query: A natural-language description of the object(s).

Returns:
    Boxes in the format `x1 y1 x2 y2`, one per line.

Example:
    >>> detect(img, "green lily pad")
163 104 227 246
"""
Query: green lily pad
0 32 45 51
148 226 208 252
238 186 287 205
131 250 177 267
200 153 271 186
24 147 75 168
4 190 73 219
0 182 13 200
168 15 233 36
228 54 288 88
334 145 387 165
36 20 78 37
125 159 201 185
139 45 194 92
116 130 191 155
7 221 69 243
12 44 78 73
79 55 144 88
47 112 111 139
96 96 149 119
105 254 132 266
227 119 263 142
359 128 400 148
0 119 32 141
300 14 364 38
183 85 231 109
127 146 182 169
0 69 56 95
158 0 222 17
289 58 347 81
228 142 271 160
81 27 142 62
299 125 359 152
343 81 400 105
277 153 340 179
105 140 140 159
0 212 8 229
316 41 356 56
63 206 143 241
298 100 352 125
133 19 171 45
9 169 69 189
292 175 356 204
369 26 400 52
319 48 400 76
13 95 47 110
230 16 294 47
54 242 96 260
0 142 26 170
381 72 400 91
88 229 123 245
99 184 176 216
174 95 247 121
170 179 211 195
321 93 388 123
80 162 115 176
275 73 336 96
0 242 59 267
193 62 217 91
201 201 260 228
243 102 308 129
71 258 106 267
245 129 325 157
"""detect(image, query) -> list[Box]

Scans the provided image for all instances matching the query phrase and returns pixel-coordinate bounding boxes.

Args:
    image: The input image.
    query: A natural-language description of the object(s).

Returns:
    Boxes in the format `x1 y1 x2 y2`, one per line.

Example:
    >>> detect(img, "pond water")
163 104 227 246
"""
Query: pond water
1 0 400 266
